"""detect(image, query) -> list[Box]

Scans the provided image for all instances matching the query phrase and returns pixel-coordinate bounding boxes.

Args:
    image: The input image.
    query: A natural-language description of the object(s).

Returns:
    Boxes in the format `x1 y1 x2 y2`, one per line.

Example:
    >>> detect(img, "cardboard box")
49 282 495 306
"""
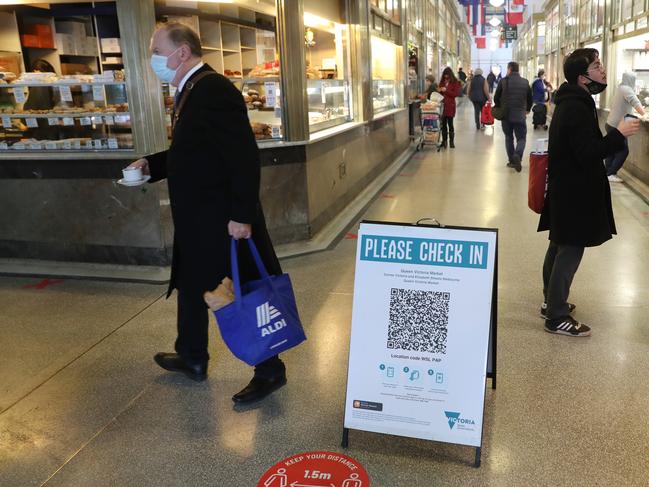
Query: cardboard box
100 37 121 54
21 35 40 48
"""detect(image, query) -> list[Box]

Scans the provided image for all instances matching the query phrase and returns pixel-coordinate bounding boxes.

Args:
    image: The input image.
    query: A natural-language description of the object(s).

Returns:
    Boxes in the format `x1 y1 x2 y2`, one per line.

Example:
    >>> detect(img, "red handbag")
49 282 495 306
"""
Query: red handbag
481 102 494 125
528 152 549 214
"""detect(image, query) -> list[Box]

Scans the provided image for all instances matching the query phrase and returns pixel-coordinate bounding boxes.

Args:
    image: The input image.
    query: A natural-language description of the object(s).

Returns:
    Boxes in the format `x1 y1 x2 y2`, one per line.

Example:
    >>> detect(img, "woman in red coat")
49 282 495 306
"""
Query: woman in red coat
438 67 463 148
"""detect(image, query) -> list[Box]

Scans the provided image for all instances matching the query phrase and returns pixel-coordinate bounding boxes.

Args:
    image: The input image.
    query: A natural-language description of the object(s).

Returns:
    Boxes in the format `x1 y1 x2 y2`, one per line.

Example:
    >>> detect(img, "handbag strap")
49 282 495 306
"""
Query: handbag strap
230 238 274 307
172 70 218 131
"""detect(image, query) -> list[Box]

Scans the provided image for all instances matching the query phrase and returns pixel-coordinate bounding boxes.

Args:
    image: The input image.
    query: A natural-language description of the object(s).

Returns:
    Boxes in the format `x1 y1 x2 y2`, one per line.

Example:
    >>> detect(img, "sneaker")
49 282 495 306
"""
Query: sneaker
544 316 591 337
540 302 575 319
607 175 623 183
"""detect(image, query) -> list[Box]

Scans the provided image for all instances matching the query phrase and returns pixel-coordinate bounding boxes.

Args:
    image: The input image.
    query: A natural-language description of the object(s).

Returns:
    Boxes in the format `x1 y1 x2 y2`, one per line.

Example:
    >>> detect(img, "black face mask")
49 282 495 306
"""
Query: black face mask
583 75 607 95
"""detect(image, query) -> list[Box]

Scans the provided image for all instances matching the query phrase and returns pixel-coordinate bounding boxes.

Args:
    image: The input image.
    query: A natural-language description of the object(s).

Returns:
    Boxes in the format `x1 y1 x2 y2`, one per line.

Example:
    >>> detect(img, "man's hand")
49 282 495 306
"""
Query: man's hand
228 221 252 240
126 158 150 175
617 117 641 138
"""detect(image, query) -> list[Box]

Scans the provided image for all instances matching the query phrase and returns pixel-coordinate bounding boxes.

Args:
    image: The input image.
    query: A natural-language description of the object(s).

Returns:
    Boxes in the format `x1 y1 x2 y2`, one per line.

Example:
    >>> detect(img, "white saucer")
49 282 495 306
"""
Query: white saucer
117 175 151 187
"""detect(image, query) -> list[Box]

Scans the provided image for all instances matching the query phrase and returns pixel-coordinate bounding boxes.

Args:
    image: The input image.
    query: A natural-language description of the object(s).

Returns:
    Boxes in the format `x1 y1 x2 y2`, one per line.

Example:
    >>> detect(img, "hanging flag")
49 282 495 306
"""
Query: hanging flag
506 0 525 24
475 37 486 49
512 0 525 5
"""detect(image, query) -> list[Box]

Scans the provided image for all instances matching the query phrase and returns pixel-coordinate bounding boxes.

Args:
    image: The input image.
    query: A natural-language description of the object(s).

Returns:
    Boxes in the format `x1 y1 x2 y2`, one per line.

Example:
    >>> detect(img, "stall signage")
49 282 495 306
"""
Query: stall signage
80 117 92 126
45 141 58 150
63 117 74 126
63 140 72 150
105 115 115 125
343 221 497 448
28 142 42 150
264 82 277 107
107 138 119 149
92 116 103 125
0 142 8 150
26 118 38 128
257 451 370 487
48 117 59 126
12 88 26 104
504 25 518 40
92 85 105 101
59 85 73 102
84 140 93 149
92 139 103 149
115 115 128 124
72 140 81 150
2 116 11 128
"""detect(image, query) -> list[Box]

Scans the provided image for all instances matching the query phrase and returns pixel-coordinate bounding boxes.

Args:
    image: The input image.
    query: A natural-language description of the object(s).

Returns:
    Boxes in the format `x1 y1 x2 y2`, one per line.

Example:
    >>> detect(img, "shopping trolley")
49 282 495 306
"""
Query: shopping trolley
420 92 444 151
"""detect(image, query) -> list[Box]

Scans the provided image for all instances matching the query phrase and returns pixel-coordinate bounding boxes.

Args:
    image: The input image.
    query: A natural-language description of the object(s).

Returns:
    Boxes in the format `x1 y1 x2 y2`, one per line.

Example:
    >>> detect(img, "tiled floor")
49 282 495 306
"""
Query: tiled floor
2 103 649 486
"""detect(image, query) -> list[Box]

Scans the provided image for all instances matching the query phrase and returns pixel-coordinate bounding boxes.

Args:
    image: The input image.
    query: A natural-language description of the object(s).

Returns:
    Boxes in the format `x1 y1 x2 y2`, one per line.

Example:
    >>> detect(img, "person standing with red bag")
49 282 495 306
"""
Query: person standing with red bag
437 67 462 149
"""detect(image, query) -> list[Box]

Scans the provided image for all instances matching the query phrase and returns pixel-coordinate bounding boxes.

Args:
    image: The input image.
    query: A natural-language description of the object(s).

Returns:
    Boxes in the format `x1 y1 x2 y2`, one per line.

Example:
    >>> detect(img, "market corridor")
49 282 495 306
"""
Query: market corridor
1 103 649 486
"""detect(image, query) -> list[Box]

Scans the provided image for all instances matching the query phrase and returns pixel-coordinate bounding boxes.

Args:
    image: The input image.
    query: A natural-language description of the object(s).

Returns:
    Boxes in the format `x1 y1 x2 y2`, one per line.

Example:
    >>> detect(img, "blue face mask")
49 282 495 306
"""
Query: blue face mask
150 47 182 83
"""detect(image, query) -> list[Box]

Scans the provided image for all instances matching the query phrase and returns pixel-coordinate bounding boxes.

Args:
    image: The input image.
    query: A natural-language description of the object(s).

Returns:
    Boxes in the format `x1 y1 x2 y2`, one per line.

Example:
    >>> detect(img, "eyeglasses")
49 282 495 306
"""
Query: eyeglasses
587 63 605 73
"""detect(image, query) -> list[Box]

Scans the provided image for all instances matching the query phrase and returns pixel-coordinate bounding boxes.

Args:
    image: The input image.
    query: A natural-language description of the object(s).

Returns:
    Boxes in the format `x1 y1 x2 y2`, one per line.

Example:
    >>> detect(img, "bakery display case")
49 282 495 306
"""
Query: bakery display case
0 70 132 152
371 35 404 115
306 79 350 131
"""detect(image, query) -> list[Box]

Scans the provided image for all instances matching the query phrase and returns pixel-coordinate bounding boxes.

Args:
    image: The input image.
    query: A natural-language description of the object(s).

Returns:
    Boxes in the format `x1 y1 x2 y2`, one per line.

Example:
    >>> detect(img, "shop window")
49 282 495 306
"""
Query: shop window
303 1 353 133
0 1 133 153
613 35 649 114
154 0 282 142
371 35 404 115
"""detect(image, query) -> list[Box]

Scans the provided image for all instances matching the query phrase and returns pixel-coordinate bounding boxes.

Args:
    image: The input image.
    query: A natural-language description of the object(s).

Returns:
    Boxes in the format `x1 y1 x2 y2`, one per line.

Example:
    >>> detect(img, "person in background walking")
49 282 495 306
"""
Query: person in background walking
604 72 646 183
538 48 640 337
438 67 462 149
467 68 490 130
494 62 532 172
487 70 496 93
532 69 551 130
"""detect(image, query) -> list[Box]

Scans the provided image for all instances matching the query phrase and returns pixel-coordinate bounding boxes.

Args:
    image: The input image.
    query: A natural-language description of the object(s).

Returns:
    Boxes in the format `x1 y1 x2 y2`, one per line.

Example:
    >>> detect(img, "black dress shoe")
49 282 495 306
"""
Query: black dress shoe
154 352 207 382
232 373 287 404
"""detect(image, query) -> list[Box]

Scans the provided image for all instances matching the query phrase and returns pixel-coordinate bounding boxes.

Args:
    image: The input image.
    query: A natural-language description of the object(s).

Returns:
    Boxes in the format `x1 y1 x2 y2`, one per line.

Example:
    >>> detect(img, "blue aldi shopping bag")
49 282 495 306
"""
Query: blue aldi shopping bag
214 238 306 366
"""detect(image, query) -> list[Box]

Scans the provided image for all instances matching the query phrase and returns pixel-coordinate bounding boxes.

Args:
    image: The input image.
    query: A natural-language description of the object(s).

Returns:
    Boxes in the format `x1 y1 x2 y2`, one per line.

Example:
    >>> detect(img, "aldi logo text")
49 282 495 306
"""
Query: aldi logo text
256 302 287 337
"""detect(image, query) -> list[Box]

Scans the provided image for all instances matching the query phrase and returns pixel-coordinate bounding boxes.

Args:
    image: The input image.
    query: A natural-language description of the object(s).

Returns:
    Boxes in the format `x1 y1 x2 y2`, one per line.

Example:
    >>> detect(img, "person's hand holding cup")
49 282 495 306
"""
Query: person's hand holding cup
122 158 149 182
617 114 641 138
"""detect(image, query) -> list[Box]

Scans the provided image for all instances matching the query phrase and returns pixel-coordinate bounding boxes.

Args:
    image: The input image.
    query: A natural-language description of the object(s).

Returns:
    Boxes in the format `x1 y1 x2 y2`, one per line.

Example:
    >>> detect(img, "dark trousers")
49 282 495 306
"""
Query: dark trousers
542 241 585 320
604 123 629 176
501 119 527 162
472 101 484 129
441 116 454 142
176 288 283 377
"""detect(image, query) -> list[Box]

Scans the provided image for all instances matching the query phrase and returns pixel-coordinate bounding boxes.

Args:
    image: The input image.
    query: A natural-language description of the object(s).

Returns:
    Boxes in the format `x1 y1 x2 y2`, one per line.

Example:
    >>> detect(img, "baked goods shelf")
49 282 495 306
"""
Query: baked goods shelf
0 81 127 88
1 112 131 118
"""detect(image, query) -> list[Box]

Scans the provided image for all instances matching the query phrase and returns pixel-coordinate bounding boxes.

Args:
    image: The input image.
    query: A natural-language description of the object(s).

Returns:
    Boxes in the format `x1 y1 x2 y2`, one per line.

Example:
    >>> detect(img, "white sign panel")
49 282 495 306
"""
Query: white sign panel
344 222 497 448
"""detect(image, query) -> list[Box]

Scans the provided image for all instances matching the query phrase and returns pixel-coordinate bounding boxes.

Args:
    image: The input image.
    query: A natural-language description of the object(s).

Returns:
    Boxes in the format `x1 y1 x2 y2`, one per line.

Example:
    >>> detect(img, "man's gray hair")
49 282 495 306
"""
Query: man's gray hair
162 22 202 57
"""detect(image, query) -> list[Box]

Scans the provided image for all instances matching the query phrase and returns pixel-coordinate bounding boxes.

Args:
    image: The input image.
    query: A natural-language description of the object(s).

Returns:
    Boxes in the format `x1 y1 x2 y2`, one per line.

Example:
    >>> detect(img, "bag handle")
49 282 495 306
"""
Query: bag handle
230 238 276 308
172 70 218 131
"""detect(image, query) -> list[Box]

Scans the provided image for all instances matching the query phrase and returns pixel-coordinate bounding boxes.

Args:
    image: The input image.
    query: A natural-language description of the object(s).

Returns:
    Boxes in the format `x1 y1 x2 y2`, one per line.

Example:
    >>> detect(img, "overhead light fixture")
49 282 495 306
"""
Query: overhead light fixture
489 17 502 27
490 29 501 38
489 0 505 7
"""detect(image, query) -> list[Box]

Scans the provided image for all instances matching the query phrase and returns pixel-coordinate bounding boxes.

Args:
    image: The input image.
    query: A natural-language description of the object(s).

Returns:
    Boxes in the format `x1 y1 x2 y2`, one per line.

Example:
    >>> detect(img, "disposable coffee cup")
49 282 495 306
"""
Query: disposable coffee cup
122 166 143 181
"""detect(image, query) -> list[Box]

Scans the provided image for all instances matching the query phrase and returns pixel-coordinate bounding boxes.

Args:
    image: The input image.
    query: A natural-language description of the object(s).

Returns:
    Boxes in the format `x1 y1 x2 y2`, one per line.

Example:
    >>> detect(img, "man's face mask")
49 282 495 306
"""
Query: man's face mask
582 75 607 95
150 46 182 83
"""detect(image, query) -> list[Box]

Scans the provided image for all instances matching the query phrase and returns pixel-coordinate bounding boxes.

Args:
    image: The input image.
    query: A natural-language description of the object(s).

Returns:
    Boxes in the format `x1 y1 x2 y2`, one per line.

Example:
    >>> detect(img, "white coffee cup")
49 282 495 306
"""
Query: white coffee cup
122 166 143 182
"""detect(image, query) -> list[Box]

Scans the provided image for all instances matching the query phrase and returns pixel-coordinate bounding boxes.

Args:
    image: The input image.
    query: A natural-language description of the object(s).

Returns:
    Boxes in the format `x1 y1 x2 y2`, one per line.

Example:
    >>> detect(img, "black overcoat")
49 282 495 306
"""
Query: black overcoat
147 65 281 297
538 83 626 247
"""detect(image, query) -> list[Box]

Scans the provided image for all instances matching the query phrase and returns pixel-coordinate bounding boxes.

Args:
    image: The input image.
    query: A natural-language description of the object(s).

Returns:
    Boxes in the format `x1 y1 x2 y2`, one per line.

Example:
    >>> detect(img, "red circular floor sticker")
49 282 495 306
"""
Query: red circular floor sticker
258 451 370 487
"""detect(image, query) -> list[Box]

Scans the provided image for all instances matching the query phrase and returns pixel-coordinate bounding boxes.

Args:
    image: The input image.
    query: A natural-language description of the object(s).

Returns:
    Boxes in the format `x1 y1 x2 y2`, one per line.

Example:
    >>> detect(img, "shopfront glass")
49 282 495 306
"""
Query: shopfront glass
612 34 649 114
371 35 404 114
303 0 352 132
154 0 282 141
0 1 132 153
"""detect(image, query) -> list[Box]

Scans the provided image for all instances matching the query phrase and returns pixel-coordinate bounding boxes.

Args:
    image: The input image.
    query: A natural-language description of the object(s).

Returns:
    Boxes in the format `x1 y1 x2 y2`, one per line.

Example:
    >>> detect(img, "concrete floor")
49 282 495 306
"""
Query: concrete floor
2 103 649 486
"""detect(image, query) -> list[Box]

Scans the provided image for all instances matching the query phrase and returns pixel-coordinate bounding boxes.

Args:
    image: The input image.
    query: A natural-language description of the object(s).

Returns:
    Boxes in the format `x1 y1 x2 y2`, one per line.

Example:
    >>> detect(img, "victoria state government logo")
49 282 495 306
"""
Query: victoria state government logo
444 411 476 431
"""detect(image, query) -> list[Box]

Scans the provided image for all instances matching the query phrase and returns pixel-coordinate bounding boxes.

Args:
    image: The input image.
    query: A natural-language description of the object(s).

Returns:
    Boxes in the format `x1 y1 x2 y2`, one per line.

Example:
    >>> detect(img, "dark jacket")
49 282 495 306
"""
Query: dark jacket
147 64 281 297
468 74 488 104
439 79 462 117
487 72 496 89
494 72 533 123
537 82 626 247
532 78 547 104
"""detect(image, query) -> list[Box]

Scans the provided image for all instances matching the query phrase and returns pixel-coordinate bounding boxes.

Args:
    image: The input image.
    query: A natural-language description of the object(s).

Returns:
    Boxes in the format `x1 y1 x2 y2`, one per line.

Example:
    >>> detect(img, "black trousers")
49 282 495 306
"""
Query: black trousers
542 241 585 320
440 116 454 140
176 288 283 377
472 101 483 129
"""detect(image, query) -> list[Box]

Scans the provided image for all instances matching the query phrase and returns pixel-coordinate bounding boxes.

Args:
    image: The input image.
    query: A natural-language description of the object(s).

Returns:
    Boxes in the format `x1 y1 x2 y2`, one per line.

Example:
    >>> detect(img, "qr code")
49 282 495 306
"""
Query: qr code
387 288 449 354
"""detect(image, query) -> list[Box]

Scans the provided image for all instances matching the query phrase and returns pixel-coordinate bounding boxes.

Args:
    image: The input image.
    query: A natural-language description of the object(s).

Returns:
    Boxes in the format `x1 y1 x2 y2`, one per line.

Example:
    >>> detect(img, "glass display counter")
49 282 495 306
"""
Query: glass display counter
307 79 350 131
0 71 132 152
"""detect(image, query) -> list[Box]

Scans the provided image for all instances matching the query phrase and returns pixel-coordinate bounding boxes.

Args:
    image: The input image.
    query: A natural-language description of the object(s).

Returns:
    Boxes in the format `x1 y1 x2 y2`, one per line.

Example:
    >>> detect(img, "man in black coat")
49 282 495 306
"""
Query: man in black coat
126 23 286 403
537 48 640 337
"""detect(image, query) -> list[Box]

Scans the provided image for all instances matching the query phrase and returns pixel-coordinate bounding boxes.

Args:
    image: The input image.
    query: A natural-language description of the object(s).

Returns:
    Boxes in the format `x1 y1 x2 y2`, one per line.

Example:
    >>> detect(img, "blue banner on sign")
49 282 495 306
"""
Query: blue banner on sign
360 235 488 269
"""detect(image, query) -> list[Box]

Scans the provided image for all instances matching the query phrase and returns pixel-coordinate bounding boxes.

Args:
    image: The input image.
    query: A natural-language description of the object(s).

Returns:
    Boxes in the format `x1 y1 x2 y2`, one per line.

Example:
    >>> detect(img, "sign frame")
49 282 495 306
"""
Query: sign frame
341 220 498 468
